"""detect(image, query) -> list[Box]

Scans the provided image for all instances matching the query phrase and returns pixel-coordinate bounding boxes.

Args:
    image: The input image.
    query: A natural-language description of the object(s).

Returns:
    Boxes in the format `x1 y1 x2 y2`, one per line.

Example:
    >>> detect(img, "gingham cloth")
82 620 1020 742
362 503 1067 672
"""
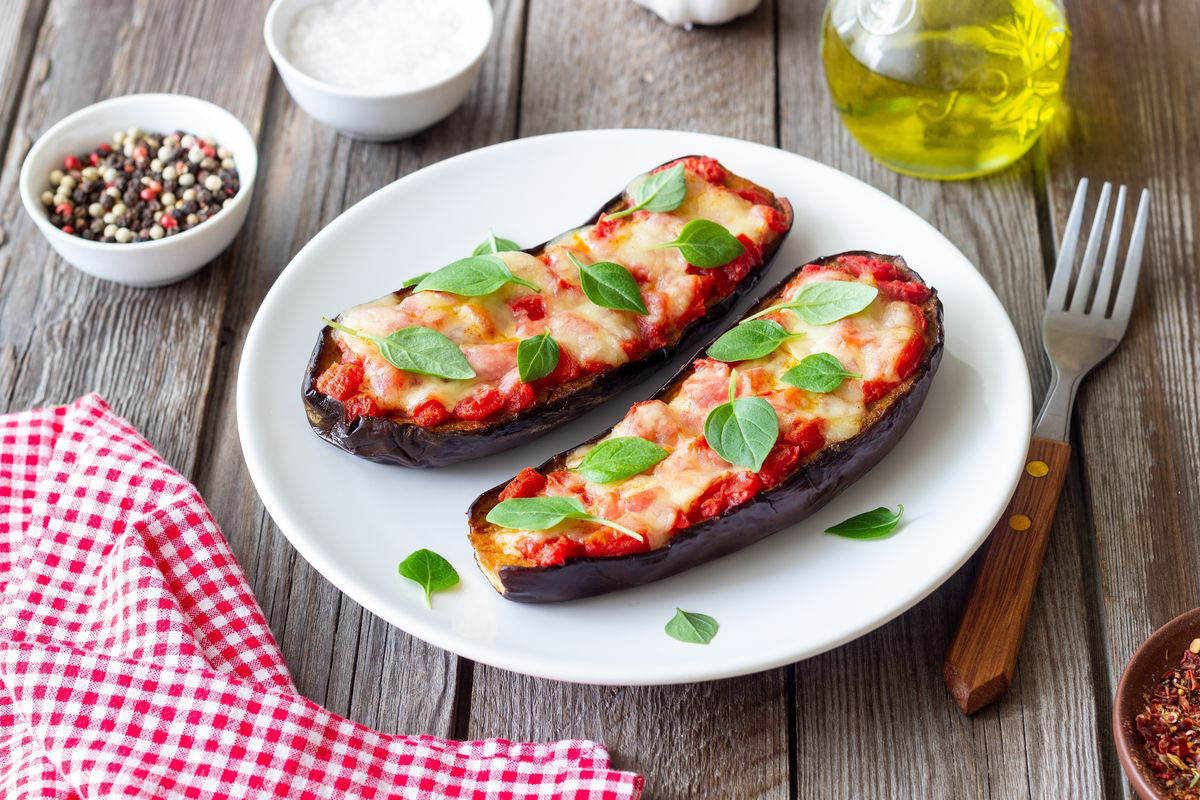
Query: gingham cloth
0 395 643 799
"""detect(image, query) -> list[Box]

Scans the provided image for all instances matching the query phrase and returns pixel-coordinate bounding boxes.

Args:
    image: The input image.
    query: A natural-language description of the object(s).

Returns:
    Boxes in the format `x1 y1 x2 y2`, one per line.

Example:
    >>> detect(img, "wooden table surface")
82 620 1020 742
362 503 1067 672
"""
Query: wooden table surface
1 1 1196 797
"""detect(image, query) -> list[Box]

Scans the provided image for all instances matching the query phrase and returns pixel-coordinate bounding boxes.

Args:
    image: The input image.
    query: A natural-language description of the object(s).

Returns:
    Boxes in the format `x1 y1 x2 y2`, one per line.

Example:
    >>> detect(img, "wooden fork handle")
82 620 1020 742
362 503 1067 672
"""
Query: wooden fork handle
943 437 1071 715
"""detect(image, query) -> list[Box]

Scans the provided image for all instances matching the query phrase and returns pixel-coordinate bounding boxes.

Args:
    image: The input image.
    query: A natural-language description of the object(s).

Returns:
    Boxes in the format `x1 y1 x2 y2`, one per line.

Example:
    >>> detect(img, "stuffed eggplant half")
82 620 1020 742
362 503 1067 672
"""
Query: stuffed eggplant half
469 252 943 602
304 156 793 467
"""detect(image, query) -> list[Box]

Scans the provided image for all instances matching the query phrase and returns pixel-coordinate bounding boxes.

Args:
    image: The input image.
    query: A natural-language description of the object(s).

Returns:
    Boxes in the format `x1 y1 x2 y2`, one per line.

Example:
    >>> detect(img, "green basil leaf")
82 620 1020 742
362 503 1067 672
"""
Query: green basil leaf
414 254 539 296
402 271 431 288
517 333 560 383
607 164 687 220
471 232 521 256
570 252 648 314
486 495 646 542
323 318 475 380
751 281 878 325
703 372 779 472
707 319 800 362
825 505 905 540
577 436 669 484
397 548 460 607
781 353 862 393
486 496 590 530
665 608 719 644
651 219 744 268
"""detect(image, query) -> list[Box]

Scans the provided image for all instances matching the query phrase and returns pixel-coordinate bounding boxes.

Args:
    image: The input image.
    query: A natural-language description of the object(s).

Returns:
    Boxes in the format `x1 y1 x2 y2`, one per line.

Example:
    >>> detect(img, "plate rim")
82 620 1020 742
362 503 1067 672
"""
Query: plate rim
237 128 1032 685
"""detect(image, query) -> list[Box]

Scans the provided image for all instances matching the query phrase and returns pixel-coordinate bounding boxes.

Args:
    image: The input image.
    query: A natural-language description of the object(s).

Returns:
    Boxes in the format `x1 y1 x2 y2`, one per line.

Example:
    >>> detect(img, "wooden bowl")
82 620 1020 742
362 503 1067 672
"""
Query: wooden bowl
1113 607 1200 799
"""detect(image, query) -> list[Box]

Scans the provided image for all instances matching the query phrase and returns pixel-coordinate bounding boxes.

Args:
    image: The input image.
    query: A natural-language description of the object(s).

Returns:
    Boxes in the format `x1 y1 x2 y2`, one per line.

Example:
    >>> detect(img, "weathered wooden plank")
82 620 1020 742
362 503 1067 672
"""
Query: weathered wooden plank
0 0 273 474
466 3 789 798
190 0 528 734
0 1 47 170
1038 3 1200 797
778 3 1106 798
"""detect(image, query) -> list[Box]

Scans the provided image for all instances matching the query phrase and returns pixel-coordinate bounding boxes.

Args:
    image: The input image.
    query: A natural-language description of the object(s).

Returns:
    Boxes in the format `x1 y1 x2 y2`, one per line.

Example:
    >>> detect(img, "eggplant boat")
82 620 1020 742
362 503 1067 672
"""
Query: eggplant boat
304 156 793 467
469 252 943 602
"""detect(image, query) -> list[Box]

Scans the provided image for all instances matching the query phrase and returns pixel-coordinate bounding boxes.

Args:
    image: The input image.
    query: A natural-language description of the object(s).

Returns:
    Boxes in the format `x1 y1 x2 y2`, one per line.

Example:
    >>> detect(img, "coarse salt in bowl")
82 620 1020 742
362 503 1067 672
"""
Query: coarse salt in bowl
263 0 493 141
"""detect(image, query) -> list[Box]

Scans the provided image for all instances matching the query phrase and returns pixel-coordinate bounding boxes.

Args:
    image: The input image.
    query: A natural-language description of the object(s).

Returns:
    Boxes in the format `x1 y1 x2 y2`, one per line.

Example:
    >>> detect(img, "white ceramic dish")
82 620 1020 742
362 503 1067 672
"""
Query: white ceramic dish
18 93 257 288
238 130 1032 685
263 0 493 141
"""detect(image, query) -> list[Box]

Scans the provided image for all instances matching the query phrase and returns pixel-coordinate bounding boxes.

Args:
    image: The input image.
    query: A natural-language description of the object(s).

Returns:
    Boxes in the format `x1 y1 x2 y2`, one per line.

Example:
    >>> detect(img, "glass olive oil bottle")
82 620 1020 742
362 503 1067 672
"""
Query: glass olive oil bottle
821 0 1069 180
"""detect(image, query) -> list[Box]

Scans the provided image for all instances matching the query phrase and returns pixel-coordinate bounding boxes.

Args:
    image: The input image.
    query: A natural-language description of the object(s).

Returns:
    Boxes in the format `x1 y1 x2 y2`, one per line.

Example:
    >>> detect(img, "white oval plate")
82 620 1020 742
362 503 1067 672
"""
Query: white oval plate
238 130 1031 685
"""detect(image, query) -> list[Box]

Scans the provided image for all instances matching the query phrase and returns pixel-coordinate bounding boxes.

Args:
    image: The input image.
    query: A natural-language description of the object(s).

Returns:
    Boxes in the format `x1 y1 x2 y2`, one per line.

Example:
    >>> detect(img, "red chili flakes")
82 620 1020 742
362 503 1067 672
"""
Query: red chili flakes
1136 644 1200 799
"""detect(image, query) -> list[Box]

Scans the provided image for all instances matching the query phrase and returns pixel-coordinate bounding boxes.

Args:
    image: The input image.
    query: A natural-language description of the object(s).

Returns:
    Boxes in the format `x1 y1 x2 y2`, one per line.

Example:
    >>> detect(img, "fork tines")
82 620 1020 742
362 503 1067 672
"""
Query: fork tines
1046 179 1150 328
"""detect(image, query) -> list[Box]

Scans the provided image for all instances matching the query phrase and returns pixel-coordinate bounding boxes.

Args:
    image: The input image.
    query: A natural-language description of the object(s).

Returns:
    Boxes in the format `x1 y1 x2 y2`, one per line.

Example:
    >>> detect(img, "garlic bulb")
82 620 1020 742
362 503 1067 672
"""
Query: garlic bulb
631 0 762 28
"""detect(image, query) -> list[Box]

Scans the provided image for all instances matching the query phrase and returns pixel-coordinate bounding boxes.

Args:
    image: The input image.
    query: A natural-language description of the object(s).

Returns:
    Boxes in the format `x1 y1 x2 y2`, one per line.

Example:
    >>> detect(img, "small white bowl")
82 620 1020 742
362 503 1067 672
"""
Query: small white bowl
263 0 493 141
19 93 258 288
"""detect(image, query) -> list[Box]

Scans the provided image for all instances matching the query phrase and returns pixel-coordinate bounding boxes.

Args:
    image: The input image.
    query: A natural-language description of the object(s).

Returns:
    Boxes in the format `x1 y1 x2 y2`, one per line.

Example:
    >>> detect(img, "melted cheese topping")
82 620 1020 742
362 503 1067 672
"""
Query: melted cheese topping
329 166 776 417
493 264 928 557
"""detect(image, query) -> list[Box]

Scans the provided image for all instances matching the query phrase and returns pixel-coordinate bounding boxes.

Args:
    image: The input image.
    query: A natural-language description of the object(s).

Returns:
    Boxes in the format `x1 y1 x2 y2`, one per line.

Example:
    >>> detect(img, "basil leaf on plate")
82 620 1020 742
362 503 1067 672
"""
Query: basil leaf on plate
651 219 744 268
703 370 779 471
825 505 905 540
750 281 878 325
605 163 687 220
781 353 862 393
486 495 645 542
414 254 540 296
577 436 669 484
397 548 460 607
323 318 476 380
665 608 719 644
471 231 521 256
517 333 560 383
707 319 801 362
569 252 648 314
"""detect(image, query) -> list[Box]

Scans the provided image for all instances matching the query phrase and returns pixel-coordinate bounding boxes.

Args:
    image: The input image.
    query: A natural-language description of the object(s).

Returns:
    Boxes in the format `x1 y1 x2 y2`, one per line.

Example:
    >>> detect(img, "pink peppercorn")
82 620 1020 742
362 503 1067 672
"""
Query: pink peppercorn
54 202 73 216
139 188 156 201
63 155 80 170
61 225 74 234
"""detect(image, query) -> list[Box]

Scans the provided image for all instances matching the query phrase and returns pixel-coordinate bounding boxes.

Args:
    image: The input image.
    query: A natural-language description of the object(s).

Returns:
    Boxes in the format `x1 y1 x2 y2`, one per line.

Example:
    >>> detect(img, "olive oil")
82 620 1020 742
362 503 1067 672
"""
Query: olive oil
821 0 1069 180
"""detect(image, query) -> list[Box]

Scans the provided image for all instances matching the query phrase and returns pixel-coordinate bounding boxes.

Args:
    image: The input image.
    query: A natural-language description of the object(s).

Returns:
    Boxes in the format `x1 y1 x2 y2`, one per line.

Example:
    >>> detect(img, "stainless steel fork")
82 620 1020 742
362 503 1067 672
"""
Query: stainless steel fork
944 179 1150 715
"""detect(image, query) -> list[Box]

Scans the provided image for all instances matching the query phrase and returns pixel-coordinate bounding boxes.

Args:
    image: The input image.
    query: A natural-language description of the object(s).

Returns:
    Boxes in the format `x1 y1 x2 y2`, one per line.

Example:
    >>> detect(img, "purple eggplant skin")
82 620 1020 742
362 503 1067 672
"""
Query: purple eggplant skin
469 252 944 603
302 156 794 468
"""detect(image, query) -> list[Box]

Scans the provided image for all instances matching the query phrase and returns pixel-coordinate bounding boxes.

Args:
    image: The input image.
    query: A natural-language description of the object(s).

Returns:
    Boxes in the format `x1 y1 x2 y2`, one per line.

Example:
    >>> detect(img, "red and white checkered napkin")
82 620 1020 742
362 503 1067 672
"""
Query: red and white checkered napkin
0 395 643 799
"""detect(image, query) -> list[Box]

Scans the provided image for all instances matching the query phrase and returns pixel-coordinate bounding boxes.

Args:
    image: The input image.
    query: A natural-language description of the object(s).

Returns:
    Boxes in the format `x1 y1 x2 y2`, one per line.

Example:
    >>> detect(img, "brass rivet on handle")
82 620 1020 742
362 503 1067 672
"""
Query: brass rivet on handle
1009 514 1032 532
1026 460 1049 477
